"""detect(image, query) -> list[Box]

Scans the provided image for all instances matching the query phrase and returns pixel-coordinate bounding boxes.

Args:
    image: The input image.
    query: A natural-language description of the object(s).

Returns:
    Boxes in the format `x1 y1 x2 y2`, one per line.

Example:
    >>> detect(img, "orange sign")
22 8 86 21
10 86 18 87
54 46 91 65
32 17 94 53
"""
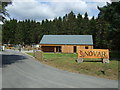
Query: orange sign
78 49 109 59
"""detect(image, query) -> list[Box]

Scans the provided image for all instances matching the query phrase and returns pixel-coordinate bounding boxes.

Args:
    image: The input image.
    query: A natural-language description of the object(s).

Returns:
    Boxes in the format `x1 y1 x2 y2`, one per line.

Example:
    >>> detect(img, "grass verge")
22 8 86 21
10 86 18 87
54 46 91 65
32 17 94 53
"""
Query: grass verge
27 52 119 80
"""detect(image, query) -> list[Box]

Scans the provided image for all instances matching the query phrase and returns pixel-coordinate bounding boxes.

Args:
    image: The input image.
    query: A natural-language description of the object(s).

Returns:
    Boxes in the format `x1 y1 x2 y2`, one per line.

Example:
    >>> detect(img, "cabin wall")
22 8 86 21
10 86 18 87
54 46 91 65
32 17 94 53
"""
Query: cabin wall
76 45 93 53
88 46 93 49
62 45 73 53
40 44 93 53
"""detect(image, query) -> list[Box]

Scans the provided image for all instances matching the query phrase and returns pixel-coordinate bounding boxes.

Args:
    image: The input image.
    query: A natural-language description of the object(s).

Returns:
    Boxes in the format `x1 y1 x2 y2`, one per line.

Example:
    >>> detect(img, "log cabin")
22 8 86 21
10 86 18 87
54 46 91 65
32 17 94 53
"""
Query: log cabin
39 35 93 53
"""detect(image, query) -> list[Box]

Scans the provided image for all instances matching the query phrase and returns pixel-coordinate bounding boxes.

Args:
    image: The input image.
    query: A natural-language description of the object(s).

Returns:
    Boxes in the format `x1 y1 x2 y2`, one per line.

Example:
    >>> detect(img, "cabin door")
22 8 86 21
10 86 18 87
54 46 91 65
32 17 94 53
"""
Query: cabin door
56 46 61 52
74 46 77 53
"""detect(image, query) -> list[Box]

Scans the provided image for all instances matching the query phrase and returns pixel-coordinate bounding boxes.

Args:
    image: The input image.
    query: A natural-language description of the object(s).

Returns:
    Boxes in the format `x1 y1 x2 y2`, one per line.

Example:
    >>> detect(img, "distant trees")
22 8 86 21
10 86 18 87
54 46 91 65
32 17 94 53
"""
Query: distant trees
2 2 120 51
2 19 17 44
98 2 120 50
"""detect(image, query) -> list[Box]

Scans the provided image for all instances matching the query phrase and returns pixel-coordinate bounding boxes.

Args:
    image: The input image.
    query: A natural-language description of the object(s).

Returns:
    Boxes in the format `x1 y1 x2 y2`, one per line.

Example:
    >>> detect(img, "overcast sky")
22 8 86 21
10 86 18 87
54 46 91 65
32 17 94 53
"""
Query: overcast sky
5 0 111 21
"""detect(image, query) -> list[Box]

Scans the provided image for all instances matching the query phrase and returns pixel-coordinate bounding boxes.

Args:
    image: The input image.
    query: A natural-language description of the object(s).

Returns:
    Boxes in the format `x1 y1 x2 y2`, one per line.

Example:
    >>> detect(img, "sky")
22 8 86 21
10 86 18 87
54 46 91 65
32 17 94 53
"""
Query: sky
5 0 112 22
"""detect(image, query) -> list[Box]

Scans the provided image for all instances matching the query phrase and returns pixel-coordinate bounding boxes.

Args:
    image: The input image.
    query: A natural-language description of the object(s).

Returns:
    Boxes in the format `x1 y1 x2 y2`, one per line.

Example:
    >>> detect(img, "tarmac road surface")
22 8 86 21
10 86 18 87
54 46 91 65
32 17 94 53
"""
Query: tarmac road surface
1 49 118 88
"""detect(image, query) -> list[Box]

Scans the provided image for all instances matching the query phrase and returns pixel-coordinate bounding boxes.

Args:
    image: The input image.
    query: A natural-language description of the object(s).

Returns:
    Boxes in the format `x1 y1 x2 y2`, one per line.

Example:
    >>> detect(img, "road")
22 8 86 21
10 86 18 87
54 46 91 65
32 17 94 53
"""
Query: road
2 49 118 88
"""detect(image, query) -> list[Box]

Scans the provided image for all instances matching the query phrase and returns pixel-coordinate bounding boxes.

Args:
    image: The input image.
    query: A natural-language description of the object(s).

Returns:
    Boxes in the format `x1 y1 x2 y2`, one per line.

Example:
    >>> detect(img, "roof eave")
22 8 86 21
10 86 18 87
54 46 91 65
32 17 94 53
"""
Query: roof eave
40 43 93 45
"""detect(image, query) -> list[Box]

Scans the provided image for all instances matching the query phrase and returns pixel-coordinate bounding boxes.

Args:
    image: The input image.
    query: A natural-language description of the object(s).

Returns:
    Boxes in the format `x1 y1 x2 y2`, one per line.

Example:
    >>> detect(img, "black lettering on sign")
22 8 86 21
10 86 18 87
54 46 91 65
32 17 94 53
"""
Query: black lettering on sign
78 49 109 59
102 51 106 57
89 51 93 56
85 51 89 56
93 51 97 56
97 52 101 57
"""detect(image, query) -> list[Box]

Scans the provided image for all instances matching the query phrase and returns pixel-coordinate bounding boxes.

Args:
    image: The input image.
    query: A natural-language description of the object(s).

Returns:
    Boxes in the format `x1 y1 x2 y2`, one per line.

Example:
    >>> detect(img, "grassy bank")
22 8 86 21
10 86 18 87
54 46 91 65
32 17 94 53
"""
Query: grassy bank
27 52 119 80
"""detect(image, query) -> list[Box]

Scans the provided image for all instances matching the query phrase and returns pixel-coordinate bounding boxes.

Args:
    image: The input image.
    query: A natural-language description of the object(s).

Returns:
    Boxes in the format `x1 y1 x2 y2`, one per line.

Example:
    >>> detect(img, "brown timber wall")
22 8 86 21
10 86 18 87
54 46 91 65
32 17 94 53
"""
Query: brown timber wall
62 45 73 53
40 44 93 53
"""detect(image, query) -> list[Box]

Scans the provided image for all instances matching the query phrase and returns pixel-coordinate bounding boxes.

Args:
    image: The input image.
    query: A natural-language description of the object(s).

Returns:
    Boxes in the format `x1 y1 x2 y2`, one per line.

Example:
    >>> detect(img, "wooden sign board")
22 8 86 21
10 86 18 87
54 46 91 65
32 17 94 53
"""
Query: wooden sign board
78 49 109 59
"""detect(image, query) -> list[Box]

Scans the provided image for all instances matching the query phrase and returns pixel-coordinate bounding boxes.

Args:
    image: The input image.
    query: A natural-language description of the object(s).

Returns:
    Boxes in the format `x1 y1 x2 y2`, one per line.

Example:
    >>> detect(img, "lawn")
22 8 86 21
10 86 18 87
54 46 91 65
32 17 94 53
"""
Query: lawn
27 52 119 80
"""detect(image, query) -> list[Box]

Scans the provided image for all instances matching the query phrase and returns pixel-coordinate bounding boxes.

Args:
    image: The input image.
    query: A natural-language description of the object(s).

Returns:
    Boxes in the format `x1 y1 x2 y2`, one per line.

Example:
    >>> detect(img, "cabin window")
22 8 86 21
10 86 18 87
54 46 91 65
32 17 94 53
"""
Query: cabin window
85 46 88 49
42 46 54 52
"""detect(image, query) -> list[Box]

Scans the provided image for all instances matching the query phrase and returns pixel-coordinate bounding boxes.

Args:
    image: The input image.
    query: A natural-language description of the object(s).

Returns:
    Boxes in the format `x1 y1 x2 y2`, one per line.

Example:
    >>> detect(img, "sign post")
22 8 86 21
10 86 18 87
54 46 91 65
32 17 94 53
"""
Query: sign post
77 49 109 63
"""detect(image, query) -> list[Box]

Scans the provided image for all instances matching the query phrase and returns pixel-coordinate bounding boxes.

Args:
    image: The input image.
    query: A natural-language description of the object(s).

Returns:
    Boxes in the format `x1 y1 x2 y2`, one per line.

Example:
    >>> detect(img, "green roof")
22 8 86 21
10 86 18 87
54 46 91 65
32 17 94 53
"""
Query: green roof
40 35 93 45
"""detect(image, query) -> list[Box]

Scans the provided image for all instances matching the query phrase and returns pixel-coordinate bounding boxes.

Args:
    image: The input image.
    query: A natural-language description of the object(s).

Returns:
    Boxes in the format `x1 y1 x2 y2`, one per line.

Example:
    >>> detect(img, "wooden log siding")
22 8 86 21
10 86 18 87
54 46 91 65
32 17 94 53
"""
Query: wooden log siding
62 45 73 53
40 44 93 53
54 47 56 53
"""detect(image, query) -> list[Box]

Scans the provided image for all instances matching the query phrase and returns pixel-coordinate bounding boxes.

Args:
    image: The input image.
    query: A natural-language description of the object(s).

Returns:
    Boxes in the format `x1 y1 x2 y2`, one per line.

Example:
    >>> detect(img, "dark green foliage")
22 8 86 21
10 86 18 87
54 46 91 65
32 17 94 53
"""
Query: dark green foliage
14 21 24 44
82 12 89 34
98 2 120 50
0 1 12 22
76 13 83 35
66 11 77 34
95 18 110 49
2 19 17 44
2 2 120 51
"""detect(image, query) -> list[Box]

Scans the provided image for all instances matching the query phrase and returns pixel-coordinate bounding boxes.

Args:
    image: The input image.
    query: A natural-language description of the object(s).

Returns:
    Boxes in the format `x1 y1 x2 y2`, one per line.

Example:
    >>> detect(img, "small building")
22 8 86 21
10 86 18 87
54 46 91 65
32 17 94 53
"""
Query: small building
39 35 93 53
